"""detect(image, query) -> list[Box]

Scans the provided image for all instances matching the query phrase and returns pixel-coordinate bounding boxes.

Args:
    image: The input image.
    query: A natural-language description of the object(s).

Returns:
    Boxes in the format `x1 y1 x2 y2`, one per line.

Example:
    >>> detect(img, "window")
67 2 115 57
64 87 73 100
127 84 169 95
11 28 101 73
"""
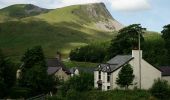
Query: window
107 86 110 90
107 73 111 82
99 71 101 79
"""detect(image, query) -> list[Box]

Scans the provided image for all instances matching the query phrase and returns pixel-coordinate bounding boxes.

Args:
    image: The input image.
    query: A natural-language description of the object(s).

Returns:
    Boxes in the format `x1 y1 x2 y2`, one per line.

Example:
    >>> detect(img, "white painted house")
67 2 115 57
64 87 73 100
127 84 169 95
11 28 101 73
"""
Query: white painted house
94 50 162 91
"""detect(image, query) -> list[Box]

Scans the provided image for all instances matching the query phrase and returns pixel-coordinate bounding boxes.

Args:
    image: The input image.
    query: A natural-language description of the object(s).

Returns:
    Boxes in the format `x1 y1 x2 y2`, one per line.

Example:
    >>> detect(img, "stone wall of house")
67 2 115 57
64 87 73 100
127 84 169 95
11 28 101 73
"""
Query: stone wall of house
129 50 161 89
54 68 70 81
94 70 110 91
94 71 98 88
110 68 121 89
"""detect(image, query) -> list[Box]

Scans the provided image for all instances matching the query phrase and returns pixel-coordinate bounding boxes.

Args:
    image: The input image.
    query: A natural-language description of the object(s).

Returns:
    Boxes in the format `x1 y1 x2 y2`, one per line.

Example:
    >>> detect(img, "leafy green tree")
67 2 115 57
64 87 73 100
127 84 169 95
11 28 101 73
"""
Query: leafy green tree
107 24 145 59
116 64 134 89
60 73 93 96
21 46 46 68
69 73 93 91
19 46 56 96
143 36 168 66
150 78 170 100
162 24 170 65
0 50 16 98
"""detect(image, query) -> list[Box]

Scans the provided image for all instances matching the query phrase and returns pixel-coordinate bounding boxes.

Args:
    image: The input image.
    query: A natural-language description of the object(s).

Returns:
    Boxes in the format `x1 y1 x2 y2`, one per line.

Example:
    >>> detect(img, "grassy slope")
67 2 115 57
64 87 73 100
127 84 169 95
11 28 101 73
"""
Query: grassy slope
0 4 114 62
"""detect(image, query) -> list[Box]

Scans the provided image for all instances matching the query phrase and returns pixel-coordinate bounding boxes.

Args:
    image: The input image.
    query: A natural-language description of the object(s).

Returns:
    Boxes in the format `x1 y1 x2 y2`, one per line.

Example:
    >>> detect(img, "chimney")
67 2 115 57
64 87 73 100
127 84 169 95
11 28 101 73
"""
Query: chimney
132 50 142 58
56 51 61 61
132 49 142 89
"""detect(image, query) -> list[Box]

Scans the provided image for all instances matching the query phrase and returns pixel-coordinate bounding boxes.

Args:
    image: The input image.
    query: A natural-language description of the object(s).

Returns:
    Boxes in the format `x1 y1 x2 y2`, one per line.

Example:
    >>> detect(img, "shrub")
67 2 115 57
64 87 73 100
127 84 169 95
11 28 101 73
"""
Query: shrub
61 73 93 95
150 78 170 100
66 89 80 100
9 87 32 99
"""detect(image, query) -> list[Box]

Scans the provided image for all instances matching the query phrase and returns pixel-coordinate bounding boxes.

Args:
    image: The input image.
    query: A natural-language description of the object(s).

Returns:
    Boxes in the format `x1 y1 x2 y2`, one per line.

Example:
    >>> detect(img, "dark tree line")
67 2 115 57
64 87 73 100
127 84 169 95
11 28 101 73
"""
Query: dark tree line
0 50 16 98
162 24 170 65
69 42 108 63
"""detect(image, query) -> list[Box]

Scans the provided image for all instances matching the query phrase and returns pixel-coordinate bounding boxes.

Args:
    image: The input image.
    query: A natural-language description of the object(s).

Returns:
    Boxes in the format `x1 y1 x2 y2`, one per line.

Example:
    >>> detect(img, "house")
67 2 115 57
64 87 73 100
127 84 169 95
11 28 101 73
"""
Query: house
70 67 79 76
159 67 170 84
94 50 162 91
47 58 71 81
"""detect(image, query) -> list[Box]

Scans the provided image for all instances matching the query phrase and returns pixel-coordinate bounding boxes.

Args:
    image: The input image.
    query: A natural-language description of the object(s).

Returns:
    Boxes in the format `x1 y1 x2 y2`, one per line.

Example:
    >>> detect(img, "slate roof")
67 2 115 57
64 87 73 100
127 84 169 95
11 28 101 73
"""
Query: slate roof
159 67 170 76
46 58 65 68
95 55 133 73
46 58 71 75
70 67 77 74
47 67 61 75
77 67 95 74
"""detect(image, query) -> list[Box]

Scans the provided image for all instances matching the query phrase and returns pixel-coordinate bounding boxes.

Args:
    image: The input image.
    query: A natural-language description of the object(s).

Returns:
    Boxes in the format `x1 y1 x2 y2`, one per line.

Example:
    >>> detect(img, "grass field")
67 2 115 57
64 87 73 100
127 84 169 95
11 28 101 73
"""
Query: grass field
47 90 156 100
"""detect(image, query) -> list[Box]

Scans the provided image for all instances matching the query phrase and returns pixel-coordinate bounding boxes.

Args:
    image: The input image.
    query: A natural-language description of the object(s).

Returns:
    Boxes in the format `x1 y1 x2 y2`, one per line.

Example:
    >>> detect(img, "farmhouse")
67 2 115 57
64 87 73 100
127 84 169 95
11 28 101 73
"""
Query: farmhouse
94 50 162 91
47 58 71 81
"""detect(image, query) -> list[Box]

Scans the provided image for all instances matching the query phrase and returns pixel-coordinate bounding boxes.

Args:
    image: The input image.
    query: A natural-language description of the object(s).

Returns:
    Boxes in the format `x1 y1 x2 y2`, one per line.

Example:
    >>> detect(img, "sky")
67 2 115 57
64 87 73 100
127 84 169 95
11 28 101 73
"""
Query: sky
0 0 169 32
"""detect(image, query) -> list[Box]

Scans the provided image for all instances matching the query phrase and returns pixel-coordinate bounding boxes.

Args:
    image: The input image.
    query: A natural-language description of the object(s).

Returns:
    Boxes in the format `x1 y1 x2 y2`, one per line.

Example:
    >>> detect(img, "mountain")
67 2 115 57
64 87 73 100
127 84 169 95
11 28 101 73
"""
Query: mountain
0 4 50 21
0 3 123 61
33 3 123 31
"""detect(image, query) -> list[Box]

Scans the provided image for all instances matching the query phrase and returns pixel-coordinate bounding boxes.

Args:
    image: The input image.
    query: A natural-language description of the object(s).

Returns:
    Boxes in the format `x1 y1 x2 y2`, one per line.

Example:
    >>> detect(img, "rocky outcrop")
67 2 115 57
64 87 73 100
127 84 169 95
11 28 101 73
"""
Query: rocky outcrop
72 3 123 31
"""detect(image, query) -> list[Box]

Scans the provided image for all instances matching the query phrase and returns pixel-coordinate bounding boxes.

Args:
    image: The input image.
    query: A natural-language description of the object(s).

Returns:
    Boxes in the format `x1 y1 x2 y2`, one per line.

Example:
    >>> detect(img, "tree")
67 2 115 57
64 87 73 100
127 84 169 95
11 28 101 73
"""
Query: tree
21 46 46 68
116 64 134 89
162 24 170 65
69 73 93 91
19 46 56 96
60 73 93 96
0 50 16 98
107 24 145 59
143 36 168 66
150 78 170 100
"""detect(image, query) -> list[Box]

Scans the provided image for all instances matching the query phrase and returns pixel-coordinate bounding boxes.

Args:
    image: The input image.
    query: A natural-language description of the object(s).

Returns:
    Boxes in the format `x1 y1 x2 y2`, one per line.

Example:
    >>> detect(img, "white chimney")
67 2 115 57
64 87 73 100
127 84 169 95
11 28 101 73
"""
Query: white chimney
132 50 142 58
132 49 142 89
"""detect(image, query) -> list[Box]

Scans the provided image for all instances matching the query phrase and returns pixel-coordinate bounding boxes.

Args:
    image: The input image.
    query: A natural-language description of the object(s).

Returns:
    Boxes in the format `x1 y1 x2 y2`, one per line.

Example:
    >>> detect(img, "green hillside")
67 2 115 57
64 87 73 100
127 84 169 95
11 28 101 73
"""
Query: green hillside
0 3 120 61
0 3 161 62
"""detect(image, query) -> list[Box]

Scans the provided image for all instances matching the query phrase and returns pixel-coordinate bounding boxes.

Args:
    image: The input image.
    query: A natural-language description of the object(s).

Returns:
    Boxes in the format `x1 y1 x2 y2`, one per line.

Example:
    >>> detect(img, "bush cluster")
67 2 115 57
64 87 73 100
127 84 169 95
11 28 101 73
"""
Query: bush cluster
150 78 170 100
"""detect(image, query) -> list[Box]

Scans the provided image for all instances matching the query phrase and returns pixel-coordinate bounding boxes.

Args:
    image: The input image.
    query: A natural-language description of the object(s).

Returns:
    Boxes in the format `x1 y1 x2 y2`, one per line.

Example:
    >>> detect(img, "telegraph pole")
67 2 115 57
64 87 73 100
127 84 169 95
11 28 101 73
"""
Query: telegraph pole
139 32 141 89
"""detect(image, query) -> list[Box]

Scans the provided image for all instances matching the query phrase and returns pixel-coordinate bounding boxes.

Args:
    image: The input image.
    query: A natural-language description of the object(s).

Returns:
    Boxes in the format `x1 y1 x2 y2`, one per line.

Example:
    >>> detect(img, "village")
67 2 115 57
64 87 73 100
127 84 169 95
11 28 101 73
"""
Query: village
0 1 170 100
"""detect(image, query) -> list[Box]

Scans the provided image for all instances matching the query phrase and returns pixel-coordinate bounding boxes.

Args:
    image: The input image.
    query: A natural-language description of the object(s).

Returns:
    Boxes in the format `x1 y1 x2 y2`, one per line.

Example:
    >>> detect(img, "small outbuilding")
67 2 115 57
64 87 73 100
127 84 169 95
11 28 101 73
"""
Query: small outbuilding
47 58 71 81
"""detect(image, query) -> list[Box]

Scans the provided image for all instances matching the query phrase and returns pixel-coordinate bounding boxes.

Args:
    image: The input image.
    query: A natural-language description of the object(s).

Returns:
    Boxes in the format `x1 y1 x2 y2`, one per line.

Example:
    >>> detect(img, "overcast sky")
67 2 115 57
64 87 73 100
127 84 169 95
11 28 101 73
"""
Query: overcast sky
0 0 169 32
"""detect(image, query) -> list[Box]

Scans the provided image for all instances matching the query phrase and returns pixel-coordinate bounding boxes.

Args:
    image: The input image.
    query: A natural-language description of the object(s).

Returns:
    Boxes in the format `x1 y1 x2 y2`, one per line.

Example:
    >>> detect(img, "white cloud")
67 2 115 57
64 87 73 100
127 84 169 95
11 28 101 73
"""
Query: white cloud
0 0 151 11
110 0 151 11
